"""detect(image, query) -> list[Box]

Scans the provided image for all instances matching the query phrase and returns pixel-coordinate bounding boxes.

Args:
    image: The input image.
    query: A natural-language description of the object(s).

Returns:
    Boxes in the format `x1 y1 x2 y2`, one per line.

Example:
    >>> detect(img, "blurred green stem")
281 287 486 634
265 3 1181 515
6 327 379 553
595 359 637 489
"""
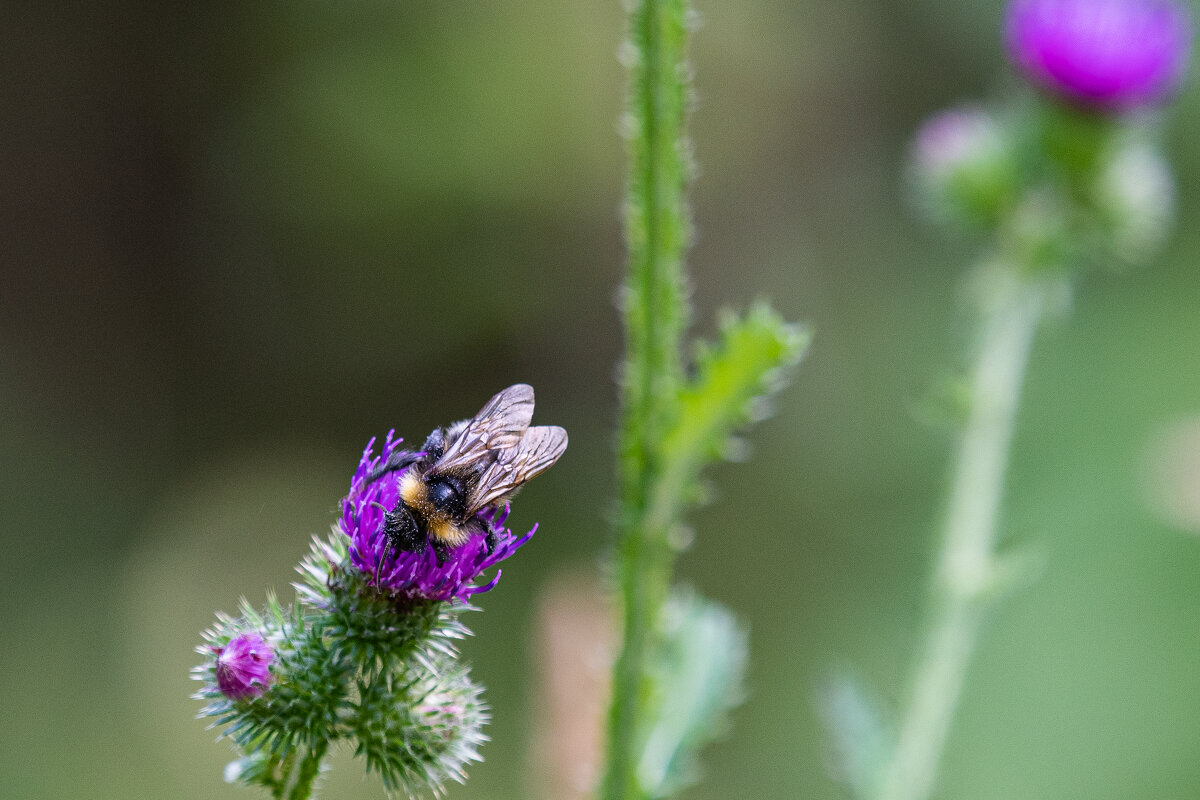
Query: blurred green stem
268 752 295 800
874 267 1049 800
604 0 690 797
285 742 327 800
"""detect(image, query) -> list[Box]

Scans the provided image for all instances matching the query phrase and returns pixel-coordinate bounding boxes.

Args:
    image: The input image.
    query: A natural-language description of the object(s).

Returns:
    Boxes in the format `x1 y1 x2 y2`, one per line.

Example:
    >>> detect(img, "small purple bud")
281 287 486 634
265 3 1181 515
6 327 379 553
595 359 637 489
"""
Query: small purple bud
1006 0 1192 111
913 107 1005 181
909 106 1017 226
215 632 274 700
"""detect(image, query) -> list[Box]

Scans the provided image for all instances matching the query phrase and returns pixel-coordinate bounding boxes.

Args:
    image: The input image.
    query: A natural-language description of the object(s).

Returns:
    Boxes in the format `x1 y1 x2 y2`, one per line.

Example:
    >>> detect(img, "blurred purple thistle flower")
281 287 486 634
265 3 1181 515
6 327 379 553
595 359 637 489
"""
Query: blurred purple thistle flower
215 632 274 700
340 431 535 603
1006 0 1192 110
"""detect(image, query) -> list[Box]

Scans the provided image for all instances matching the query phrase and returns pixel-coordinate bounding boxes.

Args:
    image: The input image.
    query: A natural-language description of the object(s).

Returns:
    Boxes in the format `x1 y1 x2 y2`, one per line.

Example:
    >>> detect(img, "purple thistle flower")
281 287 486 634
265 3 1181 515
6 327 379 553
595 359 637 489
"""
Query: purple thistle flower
215 632 274 700
1006 0 1192 111
340 431 536 603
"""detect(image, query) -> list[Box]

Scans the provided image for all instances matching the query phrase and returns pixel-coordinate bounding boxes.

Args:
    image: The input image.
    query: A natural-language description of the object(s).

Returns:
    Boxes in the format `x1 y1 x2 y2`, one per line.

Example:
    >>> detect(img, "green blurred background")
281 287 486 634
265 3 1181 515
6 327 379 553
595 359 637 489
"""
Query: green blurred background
4 1 1200 798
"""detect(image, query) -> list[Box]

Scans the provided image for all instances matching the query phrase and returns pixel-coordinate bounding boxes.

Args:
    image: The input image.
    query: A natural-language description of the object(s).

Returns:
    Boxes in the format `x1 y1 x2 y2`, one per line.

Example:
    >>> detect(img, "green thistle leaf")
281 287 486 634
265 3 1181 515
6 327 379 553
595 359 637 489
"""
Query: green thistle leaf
646 303 809 537
818 670 895 800
636 589 748 799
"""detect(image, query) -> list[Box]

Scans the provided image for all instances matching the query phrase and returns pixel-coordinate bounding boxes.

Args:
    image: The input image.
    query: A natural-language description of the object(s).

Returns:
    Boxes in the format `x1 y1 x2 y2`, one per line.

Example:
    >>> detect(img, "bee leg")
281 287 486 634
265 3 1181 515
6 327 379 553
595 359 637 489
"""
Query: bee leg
432 538 453 565
383 503 424 552
364 449 423 485
421 427 446 461
460 516 495 554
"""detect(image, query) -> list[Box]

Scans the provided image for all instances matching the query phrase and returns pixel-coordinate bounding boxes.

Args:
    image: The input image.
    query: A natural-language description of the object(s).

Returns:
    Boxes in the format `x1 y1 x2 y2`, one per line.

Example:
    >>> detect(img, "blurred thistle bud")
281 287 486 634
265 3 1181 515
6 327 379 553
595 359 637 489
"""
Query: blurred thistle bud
215 632 275 700
1006 0 1193 111
1093 137 1175 263
909 106 1019 228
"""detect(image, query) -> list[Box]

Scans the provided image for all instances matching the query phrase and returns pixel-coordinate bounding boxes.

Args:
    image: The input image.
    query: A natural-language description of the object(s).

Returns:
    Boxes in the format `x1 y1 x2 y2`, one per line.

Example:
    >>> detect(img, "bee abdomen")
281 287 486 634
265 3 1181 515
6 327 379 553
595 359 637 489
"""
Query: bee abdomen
428 518 471 547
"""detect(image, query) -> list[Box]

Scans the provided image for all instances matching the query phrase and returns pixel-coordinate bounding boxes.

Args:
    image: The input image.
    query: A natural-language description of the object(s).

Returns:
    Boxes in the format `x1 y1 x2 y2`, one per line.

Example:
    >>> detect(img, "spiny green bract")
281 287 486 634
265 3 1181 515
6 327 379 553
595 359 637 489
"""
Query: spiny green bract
296 529 470 673
353 654 488 795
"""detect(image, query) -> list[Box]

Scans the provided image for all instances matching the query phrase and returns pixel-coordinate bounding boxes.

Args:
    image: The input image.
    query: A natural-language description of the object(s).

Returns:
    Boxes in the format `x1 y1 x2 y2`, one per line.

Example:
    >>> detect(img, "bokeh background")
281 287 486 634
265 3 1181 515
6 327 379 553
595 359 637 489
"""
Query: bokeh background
4 1 1200 798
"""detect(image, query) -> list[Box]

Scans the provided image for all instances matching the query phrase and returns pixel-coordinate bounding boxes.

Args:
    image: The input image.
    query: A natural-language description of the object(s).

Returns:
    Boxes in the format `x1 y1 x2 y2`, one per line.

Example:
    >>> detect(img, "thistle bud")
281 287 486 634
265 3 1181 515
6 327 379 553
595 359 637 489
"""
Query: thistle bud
215 632 274 700
1093 138 1174 263
909 106 1019 228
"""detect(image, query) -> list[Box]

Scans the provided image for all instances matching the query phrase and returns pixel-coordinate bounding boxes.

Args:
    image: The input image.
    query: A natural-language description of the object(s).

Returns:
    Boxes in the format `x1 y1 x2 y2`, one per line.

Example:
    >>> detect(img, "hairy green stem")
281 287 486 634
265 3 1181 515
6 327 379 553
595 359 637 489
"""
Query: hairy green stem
268 752 296 800
874 270 1049 800
604 0 691 798
285 742 328 800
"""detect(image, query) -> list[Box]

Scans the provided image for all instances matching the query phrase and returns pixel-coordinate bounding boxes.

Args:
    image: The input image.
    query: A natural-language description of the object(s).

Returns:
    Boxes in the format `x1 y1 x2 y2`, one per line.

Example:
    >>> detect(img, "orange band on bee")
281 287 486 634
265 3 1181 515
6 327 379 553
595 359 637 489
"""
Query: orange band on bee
400 472 427 508
429 519 471 547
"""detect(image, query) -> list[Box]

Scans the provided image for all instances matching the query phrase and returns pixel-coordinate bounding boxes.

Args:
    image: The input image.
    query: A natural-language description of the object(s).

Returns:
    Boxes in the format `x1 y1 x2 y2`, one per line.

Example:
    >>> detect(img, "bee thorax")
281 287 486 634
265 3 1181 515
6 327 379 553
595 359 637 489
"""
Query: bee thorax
426 476 468 520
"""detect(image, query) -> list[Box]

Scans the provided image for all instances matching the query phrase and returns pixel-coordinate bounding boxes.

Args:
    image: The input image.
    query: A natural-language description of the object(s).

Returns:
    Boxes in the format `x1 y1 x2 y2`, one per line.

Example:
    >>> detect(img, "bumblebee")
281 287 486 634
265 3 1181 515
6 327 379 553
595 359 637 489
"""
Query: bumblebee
366 384 568 567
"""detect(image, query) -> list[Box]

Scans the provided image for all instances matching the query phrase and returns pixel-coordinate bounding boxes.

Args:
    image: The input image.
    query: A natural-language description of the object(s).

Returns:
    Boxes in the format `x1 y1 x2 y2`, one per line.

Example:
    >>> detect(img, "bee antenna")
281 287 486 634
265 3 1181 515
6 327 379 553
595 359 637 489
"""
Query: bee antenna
374 541 393 589
368 501 391 588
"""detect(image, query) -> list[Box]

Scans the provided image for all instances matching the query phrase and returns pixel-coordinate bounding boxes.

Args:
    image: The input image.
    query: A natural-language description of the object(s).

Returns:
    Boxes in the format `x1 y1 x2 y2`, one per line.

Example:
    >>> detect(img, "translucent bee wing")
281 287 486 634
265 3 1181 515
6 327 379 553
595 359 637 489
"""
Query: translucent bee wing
468 425 568 512
474 383 535 432
429 384 536 475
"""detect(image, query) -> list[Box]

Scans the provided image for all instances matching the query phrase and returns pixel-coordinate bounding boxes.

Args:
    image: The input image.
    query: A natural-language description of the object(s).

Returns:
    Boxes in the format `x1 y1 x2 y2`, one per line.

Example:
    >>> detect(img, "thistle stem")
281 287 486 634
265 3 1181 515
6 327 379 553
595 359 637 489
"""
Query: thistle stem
603 0 692 797
269 752 296 800
286 741 328 800
874 269 1049 800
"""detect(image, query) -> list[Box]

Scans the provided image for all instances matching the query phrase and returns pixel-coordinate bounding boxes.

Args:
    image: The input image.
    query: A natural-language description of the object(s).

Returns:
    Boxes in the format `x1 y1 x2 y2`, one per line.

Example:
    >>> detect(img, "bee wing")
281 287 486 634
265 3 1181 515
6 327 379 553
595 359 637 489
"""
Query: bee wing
468 425 568 512
429 384 536 475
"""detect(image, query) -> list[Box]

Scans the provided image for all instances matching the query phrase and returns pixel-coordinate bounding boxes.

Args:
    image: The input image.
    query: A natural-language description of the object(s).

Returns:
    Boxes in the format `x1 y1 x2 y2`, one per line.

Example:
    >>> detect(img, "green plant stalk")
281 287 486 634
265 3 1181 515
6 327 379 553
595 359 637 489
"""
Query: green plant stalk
279 753 296 800
604 0 691 797
285 741 329 800
874 271 1049 800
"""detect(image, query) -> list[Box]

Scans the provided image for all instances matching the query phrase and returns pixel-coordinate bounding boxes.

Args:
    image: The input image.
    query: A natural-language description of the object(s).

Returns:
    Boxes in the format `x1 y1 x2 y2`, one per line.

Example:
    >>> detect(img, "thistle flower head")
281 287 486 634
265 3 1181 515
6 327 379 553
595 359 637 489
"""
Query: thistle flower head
216 632 275 700
340 432 535 603
1006 0 1192 111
